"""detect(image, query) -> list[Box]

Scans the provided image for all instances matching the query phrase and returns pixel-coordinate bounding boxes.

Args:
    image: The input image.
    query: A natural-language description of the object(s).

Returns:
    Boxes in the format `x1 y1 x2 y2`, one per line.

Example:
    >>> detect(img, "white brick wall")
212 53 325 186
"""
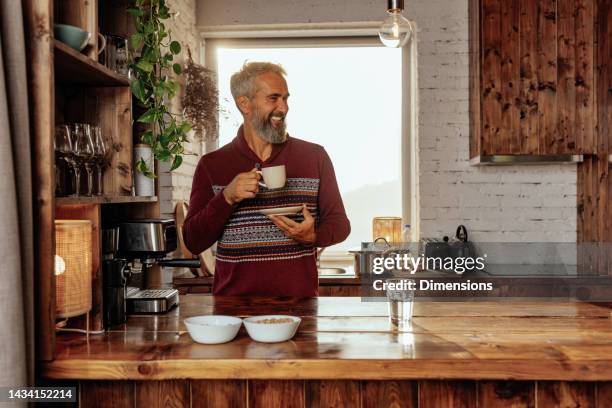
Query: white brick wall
412 0 576 242
193 0 578 243
158 0 203 220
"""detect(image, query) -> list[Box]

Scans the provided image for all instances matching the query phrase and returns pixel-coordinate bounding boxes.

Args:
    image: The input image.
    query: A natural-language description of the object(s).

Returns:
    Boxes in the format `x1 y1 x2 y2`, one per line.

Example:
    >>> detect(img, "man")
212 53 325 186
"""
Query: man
183 62 350 296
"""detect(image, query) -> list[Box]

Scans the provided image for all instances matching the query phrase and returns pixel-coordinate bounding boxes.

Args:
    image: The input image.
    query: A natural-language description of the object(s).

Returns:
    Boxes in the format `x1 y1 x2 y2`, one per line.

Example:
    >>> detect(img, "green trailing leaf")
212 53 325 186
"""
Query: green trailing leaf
141 130 153 146
129 0 192 176
130 80 146 102
136 60 153 72
170 41 181 55
170 155 183 171
137 109 157 124
131 33 144 49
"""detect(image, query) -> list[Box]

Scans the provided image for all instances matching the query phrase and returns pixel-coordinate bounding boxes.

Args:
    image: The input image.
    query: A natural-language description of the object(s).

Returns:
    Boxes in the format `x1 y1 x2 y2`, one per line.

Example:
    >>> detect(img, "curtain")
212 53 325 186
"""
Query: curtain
0 0 35 395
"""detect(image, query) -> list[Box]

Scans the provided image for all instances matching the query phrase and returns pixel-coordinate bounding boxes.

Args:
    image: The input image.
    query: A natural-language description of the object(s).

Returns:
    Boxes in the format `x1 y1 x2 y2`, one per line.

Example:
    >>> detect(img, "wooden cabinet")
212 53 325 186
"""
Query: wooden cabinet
469 0 597 159
25 0 161 360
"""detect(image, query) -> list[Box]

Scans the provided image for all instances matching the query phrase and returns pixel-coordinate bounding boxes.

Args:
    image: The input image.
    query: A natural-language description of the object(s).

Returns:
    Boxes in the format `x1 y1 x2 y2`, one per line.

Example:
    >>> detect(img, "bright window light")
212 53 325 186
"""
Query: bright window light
216 46 403 254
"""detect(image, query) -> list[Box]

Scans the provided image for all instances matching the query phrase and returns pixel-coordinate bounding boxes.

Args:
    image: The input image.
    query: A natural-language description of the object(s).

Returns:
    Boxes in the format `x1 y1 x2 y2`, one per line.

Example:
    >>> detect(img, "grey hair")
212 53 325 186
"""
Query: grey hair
230 61 287 104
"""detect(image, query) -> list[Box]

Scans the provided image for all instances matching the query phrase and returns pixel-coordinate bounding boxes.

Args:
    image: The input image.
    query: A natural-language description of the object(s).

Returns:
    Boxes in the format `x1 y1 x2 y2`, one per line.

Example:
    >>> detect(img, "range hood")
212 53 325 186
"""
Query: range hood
470 155 584 166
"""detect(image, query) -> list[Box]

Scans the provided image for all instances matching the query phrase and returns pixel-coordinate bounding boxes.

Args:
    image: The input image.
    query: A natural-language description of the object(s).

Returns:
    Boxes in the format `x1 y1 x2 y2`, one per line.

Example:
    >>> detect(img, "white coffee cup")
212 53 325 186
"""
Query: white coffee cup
258 165 286 189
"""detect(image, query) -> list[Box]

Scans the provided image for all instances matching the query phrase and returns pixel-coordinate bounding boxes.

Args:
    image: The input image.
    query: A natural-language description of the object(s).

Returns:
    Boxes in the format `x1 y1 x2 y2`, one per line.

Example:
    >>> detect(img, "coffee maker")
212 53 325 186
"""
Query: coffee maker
102 226 129 328
102 219 200 326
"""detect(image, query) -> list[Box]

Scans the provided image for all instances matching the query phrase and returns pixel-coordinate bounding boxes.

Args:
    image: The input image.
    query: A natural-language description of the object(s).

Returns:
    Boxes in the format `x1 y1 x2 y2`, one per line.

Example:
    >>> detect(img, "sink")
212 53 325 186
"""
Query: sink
318 267 347 276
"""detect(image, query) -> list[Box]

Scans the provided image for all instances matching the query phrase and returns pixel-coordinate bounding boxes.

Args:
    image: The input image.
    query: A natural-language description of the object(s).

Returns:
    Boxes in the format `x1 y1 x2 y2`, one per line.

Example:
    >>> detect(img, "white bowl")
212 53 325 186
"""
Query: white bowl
184 315 242 344
243 315 301 343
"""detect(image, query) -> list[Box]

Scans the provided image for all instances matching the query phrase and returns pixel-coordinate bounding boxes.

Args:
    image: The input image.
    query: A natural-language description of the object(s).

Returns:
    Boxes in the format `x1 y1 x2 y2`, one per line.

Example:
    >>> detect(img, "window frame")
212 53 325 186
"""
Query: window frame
200 27 419 247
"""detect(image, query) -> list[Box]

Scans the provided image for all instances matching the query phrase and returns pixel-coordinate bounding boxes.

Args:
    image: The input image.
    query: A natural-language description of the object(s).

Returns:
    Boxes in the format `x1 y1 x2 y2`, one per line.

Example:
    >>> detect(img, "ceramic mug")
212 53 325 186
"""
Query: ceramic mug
257 165 286 189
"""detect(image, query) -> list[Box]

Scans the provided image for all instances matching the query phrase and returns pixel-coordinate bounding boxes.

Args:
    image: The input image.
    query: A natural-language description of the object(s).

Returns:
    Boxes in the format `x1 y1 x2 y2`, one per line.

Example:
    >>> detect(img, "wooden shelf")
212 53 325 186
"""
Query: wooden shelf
56 196 157 205
53 40 130 87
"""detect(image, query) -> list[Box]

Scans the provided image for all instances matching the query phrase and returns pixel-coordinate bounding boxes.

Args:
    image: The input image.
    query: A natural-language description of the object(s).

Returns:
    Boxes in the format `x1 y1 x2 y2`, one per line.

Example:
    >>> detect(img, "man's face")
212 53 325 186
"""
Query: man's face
247 72 290 144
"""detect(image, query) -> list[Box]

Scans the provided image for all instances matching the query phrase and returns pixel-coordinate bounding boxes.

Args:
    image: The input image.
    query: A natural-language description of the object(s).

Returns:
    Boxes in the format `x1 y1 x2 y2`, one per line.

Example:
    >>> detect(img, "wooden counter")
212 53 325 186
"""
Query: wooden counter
43 296 612 407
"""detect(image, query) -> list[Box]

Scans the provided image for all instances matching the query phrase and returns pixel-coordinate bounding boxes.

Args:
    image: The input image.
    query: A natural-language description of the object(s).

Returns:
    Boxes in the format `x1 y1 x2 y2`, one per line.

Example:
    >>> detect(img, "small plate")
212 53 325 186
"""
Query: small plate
259 206 302 216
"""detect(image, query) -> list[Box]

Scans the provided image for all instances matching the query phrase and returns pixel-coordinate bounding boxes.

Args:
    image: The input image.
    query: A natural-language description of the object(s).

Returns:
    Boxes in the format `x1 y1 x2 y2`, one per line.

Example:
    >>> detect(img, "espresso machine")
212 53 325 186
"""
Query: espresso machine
102 219 200 326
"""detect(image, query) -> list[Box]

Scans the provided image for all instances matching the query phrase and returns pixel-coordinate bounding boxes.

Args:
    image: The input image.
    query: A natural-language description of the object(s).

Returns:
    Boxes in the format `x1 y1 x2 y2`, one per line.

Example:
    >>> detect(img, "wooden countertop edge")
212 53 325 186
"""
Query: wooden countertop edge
41 359 612 381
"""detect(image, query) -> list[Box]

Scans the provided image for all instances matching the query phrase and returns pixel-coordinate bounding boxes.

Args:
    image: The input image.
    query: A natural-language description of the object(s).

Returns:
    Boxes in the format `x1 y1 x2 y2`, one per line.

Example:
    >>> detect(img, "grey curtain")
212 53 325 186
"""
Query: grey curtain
0 0 35 394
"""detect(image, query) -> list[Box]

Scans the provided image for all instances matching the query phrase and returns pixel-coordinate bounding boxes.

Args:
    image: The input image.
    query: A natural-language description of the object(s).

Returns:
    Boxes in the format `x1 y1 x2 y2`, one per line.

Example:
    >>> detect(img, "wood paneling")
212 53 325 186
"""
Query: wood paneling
191 380 246 408
362 380 417 408
418 380 477 408
482 0 502 155
470 0 597 157
248 380 304 408
24 0 55 362
537 381 596 407
136 380 189 407
557 0 576 153
469 0 482 159
59 379 612 407
538 0 559 153
80 380 134 408
574 0 594 152
478 381 535 407
596 382 612 407
577 0 612 259
97 87 133 196
500 0 521 153
306 380 360 408
519 0 539 154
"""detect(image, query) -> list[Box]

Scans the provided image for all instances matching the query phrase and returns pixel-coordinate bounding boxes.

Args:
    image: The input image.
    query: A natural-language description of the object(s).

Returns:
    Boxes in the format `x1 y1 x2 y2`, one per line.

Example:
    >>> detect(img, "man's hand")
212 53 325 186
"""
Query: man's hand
223 168 261 205
269 204 316 245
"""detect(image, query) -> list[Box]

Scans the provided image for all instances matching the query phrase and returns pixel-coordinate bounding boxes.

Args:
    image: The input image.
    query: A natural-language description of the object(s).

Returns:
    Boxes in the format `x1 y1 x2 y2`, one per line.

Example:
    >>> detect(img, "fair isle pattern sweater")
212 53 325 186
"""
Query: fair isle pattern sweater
212 178 319 263
183 126 351 296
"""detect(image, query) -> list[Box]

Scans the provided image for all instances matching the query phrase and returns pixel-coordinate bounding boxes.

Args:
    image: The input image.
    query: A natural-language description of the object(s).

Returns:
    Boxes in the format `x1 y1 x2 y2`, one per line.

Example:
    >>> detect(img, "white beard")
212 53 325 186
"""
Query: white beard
251 105 287 144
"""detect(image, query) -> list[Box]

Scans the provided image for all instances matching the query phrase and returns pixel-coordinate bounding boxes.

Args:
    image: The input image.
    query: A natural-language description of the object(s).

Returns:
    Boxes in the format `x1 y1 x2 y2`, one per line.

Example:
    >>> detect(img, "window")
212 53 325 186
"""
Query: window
206 37 413 257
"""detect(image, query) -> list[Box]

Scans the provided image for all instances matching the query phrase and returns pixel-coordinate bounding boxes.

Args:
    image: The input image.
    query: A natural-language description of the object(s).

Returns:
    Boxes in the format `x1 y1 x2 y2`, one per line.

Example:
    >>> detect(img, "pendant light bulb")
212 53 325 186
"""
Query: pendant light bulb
378 0 413 48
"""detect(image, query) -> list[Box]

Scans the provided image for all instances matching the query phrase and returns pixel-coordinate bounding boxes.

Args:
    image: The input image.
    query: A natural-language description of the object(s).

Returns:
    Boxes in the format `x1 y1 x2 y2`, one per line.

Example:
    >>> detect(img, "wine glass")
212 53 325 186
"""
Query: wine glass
71 123 95 197
82 124 96 196
92 126 107 196
54 125 75 196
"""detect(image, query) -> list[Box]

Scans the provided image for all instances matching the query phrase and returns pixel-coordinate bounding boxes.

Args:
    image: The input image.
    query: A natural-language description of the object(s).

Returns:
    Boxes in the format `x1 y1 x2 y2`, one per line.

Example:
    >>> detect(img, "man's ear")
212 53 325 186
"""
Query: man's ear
237 96 251 115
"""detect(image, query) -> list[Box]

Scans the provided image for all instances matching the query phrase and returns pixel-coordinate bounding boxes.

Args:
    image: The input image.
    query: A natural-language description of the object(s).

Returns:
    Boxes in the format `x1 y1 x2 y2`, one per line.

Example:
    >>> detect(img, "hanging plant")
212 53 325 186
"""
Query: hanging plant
128 0 192 177
183 48 220 141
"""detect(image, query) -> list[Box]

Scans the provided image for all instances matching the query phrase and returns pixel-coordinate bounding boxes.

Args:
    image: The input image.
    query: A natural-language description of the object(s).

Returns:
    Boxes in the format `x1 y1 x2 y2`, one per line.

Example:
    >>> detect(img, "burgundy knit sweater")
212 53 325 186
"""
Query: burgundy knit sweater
183 127 351 296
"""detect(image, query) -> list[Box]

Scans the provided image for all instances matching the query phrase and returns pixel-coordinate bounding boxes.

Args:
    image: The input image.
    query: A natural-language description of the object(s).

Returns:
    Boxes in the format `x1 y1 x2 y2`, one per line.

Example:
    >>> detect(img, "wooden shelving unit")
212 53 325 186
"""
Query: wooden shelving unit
25 0 162 361
56 195 157 205
53 40 130 87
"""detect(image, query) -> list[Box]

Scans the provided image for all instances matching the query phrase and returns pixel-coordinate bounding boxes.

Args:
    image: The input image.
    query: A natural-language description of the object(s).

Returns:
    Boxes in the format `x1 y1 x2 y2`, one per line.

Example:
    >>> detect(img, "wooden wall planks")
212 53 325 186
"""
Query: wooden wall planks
478 381 535 407
191 380 246 408
76 379 612 407
482 0 503 155
306 380 360 408
471 0 598 156
418 380 477 408
80 381 134 408
136 380 189 408
577 0 612 253
248 380 304 408
500 0 521 154
362 380 417 408
23 0 56 362
538 381 596 407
